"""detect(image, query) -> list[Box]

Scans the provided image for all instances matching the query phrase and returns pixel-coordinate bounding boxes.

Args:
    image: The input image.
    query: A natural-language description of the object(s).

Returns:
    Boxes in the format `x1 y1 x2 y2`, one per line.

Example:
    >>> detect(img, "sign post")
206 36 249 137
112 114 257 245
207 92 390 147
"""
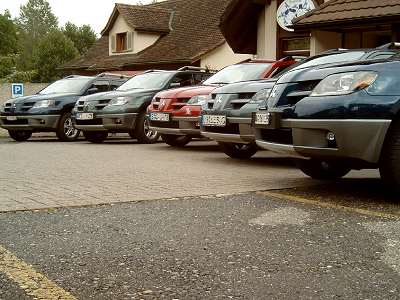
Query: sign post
11 83 24 98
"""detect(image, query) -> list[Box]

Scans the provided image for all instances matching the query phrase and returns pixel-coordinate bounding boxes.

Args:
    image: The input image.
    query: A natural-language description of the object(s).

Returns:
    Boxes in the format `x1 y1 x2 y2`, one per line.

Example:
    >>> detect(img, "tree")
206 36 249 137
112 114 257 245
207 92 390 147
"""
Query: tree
33 29 78 82
62 22 97 55
17 0 58 71
0 10 19 56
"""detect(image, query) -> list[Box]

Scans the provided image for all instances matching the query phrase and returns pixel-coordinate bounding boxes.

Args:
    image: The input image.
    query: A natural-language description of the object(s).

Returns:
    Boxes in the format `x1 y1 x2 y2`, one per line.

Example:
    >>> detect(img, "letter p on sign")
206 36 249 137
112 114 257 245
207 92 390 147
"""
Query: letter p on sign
12 83 24 98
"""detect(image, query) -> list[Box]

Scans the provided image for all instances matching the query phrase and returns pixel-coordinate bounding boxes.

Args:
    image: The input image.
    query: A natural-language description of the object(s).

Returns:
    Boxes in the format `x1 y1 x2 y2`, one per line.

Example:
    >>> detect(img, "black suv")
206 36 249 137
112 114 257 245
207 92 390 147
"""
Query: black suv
0 74 128 142
253 54 400 190
202 44 400 159
72 68 212 144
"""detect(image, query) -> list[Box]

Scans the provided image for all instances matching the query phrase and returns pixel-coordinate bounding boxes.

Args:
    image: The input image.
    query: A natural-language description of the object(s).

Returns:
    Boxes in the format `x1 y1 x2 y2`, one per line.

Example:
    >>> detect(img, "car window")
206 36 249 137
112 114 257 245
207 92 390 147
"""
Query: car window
289 51 366 72
203 63 272 85
194 73 211 84
270 65 293 78
117 72 173 91
39 77 93 95
110 80 125 91
170 73 195 88
87 80 110 93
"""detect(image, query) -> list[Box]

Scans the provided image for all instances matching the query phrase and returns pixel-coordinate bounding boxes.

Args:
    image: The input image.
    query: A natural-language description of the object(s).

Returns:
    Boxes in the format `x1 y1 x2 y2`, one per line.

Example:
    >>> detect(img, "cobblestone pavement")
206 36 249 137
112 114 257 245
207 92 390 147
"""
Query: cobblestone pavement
0 136 378 212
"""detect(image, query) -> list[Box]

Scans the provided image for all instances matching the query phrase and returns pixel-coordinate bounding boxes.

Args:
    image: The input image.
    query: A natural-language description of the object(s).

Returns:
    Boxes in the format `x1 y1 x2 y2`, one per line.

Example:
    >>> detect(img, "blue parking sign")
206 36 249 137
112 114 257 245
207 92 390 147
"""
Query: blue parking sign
12 83 24 98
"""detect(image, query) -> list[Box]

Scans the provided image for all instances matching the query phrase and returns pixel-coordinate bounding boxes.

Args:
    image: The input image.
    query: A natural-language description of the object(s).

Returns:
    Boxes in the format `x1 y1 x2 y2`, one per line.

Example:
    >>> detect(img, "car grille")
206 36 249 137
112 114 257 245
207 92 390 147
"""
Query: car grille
207 93 255 110
204 124 239 135
3 102 35 113
150 120 179 129
275 80 320 107
3 103 12 112
260 128 293 145
76 99 112 112
152 97 191 111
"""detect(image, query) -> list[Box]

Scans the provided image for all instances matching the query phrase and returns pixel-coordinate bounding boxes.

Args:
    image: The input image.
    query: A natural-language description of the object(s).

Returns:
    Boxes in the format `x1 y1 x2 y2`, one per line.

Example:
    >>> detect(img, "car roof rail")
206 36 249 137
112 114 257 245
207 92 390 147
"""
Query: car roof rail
321 48 349 54
96 72 131 79
177 66 214 72
376 42 400 50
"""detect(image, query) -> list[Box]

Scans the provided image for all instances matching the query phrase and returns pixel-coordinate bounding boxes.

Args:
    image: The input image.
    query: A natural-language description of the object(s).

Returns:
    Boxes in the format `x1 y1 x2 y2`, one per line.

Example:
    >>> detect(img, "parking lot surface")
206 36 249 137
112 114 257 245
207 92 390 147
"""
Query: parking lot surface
0 135 398 299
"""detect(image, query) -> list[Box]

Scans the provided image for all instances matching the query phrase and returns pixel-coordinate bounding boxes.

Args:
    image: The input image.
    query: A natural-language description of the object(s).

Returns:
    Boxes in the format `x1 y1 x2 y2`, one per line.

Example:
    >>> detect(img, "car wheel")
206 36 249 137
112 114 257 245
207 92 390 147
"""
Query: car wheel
218 142 258 159
84 131 108 143
161 134 192 147
8 130 32 142
56 112 80 142
296 159 351 180
379 120 400 191
135 113 160 144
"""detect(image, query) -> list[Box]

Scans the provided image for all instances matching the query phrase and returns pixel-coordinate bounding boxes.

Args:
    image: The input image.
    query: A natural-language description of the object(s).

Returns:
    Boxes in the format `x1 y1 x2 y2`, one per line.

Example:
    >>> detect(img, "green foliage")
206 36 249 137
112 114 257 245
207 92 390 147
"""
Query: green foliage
0 55 17 78
2 70 39 83
0 10 19 56
32 29 78 82
62 22 97 55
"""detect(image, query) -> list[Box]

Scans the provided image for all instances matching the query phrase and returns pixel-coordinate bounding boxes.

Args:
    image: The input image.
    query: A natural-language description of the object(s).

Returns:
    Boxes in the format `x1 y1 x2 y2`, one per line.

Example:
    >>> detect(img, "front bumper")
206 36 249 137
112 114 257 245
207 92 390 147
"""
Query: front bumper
0 115 60 131
201 117 254 144
73 113 138 132
149 116 201 137
255 118 391 164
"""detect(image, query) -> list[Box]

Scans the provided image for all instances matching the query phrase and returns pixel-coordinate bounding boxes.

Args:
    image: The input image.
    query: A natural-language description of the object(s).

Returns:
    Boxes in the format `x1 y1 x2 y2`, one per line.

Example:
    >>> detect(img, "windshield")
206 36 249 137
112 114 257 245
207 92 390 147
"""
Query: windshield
117 72 173 91
289 51 366 72
204 63 271 85
39 77 92 95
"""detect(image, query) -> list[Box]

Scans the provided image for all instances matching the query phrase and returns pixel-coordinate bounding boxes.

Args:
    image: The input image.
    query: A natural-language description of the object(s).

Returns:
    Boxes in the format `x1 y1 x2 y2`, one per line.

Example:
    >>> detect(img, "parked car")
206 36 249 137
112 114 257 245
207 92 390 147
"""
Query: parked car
73 68 212 144
205 44 400 159
0 74 128 142
253 55 400 190
147 59 295 147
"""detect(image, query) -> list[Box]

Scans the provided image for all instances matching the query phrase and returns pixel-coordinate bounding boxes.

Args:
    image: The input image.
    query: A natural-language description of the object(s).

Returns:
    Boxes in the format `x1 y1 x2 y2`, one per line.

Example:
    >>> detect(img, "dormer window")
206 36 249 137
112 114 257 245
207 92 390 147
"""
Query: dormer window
111 31 133 53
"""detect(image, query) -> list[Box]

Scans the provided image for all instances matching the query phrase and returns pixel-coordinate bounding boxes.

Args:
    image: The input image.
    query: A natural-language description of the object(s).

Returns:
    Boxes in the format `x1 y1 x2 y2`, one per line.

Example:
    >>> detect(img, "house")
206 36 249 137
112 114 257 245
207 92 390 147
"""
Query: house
62 0 251 75
220 0 400 60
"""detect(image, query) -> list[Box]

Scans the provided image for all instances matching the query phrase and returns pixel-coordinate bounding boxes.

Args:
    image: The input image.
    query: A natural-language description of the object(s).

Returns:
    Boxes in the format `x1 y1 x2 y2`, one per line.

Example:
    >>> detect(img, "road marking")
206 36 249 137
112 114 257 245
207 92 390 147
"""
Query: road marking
0 245 77 300
259 191 400 220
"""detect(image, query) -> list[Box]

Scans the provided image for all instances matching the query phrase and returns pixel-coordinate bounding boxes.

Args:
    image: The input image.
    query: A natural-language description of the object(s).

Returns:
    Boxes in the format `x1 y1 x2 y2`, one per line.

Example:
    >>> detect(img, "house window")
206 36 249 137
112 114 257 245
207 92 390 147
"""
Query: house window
280 37 310 57
116 32 127 52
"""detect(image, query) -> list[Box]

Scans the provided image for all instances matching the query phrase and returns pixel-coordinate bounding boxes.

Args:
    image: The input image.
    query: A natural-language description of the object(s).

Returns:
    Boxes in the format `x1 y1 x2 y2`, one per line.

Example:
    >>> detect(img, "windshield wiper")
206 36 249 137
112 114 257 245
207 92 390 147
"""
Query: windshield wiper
209 82 229 85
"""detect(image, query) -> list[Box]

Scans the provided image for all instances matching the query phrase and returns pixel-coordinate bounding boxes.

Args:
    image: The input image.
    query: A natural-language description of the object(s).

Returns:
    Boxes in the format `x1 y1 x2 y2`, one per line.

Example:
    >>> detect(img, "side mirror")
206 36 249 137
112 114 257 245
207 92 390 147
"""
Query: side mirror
87 87 99 95
169 82 181 88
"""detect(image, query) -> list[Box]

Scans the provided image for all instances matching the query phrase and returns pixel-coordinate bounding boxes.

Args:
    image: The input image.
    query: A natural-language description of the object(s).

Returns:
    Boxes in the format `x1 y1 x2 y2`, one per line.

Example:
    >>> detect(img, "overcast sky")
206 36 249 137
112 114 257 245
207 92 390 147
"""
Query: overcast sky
0 0 155 34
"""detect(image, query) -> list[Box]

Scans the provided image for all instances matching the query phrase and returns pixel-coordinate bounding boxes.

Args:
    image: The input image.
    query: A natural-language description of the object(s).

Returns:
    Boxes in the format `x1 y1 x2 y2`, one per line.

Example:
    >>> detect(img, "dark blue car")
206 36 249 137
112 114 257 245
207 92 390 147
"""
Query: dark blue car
253 56 400 191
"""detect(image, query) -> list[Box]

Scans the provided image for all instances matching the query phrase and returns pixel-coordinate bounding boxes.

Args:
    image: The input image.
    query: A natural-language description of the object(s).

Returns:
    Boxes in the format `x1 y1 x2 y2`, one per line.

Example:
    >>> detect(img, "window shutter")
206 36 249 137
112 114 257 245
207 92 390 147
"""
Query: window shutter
111 35 116 53
127 32 133 51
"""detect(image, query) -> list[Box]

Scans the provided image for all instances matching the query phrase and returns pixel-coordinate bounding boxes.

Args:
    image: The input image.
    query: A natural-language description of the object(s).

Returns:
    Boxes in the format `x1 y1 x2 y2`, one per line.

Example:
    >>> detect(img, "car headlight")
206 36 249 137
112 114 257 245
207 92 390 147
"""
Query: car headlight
32 100 56 108
311 71 378 97
249 88 272 104
187 95 210 106
108 97 130 106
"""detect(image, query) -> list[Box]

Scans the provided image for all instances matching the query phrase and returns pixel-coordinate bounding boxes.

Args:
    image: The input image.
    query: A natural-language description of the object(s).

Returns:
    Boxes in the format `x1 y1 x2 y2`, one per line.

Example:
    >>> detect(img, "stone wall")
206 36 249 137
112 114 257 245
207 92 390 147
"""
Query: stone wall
0 83 48 137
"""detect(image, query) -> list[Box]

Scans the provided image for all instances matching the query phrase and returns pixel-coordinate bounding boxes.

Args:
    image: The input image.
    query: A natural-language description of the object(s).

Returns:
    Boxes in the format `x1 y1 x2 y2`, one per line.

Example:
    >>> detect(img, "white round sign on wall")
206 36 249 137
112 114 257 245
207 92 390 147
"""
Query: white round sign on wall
277 0 316 32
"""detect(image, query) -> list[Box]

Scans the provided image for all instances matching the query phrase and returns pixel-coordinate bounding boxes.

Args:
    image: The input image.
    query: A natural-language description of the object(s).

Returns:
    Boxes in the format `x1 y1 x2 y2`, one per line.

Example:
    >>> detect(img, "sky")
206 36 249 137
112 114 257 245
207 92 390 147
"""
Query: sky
0 0 156 35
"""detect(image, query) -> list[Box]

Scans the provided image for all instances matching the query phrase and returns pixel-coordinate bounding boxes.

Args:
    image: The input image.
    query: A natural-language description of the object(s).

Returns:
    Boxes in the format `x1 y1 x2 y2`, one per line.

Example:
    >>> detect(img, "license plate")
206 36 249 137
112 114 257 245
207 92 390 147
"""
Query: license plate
254 112 271 125
202 115 226 127
76 113 94 120
149 113 170 122
6 116 17 121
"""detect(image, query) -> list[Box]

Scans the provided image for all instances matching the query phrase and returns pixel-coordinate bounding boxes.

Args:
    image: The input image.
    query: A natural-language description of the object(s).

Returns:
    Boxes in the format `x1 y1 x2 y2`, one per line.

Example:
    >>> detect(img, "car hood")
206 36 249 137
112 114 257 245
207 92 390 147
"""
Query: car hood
211 79 277 94
82 89 160 102
156 85 217 99
6 93 79 104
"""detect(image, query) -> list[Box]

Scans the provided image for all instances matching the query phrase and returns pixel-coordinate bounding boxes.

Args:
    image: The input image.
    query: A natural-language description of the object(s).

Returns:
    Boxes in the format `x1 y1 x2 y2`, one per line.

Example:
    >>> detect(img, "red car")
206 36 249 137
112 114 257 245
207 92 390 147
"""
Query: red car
148 59 295 147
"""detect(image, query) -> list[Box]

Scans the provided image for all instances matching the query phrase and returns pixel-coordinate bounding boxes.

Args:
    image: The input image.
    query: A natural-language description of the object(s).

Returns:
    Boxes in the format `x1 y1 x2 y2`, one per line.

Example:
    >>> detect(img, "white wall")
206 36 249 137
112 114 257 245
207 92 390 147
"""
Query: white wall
200 42 252 70
134 31 161 54
257 1 278 60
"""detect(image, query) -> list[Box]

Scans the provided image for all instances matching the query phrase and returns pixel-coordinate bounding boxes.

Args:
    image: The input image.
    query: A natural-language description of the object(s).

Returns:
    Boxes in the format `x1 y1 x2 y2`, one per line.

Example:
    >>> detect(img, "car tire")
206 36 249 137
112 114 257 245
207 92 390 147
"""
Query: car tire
128 129 136 139
84 131 108 143
8 130 32 142
379 120 400 191
218 142 258 159
135 113 160 144
161 134 192 147
296 159 351 180
56 112 80 142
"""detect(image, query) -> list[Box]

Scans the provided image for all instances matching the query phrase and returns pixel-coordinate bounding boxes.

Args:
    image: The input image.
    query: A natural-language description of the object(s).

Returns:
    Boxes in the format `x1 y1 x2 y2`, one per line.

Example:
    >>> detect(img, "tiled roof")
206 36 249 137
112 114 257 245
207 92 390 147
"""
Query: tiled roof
63 0 230 72
102 4 173 35
293 0 400 29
